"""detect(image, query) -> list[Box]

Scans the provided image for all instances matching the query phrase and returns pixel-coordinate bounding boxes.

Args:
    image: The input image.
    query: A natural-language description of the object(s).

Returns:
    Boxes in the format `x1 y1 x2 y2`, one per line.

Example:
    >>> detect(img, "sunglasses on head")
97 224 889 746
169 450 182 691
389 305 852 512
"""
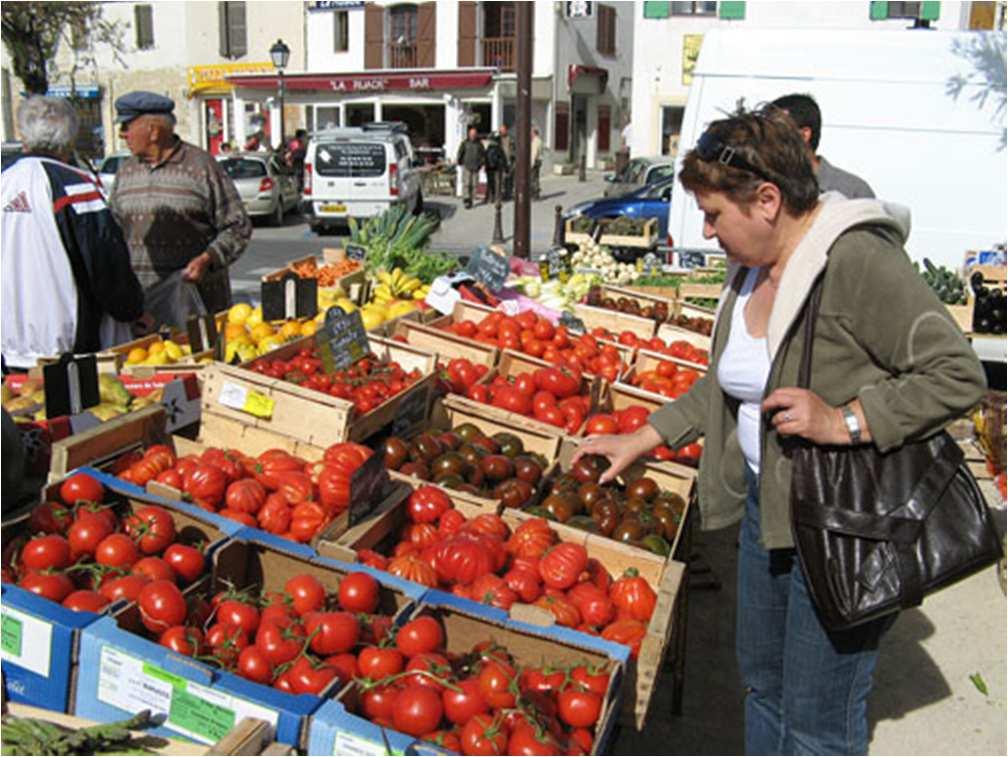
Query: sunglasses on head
695 131 773 183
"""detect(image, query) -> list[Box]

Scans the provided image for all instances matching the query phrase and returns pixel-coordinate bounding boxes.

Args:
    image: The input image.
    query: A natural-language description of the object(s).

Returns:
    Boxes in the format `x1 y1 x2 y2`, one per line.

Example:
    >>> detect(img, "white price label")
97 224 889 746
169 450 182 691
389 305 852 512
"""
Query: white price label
0 607 53 677
97 647 278 745
218 381 248 411
334 731 390 756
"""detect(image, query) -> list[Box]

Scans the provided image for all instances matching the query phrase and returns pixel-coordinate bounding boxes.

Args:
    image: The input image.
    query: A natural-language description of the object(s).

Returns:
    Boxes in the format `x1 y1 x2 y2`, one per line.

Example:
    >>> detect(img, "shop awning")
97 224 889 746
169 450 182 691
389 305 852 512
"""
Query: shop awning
226 69 497 94
187 62 275 98
567 65 608 93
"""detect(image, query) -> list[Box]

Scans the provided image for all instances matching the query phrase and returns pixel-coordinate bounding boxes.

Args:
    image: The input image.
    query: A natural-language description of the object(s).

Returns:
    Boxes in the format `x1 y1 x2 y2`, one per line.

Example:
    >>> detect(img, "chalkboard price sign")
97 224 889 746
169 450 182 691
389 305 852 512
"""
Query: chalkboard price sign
43 354 100 418
465 246 510 291
316 307 371 373
391 384 431 437
261 272 318 321
678 250 706 270
559 311 587 335
545 247 570 279
346 243 367 262
348 453 390 527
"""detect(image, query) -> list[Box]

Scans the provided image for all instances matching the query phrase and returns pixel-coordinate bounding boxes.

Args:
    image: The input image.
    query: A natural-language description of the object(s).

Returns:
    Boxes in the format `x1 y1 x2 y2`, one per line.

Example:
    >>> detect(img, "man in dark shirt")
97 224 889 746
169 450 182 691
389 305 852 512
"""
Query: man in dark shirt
456 126 486 209
771 93 875 199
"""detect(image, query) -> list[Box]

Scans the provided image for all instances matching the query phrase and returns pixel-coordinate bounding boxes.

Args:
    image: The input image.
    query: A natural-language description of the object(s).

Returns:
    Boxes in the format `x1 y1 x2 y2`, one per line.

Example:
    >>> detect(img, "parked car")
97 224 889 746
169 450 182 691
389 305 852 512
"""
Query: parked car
603 157 676 197
301 121 423 234
216 151 299 225
96 150 131 196
564 175 675 240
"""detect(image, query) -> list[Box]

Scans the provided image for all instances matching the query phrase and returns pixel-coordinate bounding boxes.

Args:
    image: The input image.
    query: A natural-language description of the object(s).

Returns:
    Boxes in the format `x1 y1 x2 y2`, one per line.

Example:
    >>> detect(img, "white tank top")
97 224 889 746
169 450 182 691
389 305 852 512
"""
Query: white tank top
716 267 771 474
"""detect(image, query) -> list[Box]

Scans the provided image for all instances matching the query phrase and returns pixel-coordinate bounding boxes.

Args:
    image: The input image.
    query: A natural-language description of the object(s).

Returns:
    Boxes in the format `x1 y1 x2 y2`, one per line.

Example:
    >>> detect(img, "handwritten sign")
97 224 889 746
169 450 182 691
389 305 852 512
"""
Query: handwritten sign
391 385 431 437
545 247 570 279
559 311 586 335
43 354 99 418
346 243 367 262
678 250 706 270
348 453 390 527
638 252 662 277
465 246 510 291
261 273 318 321
316 307 370 373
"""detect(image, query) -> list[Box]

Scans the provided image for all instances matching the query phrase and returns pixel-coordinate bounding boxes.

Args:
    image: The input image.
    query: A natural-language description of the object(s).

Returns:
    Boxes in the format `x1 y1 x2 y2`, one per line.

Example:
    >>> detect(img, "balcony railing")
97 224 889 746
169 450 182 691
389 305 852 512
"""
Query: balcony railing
481 37 515 72
389 42 417 69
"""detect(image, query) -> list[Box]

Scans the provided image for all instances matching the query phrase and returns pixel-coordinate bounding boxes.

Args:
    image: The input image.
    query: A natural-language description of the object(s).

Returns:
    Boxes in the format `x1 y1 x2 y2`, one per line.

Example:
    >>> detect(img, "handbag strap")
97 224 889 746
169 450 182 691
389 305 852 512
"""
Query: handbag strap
796 272 826 391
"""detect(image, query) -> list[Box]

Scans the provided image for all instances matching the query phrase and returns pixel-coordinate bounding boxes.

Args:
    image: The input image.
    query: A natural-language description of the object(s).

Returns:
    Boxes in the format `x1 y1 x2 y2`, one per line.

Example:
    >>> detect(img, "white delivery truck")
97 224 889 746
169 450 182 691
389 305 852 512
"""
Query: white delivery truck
667 28 1007 270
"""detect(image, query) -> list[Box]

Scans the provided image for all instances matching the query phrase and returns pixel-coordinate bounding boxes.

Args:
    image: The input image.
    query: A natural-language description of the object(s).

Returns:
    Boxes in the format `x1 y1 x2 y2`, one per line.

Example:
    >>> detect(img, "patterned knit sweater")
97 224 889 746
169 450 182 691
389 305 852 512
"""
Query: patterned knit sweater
109 139 252 313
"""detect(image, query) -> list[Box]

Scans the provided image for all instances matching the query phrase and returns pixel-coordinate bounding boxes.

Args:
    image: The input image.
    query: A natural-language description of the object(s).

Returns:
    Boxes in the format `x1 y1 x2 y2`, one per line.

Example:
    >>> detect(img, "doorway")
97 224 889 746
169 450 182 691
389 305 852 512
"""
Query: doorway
382 103 445 156
346 103 376 126
571 93 588 163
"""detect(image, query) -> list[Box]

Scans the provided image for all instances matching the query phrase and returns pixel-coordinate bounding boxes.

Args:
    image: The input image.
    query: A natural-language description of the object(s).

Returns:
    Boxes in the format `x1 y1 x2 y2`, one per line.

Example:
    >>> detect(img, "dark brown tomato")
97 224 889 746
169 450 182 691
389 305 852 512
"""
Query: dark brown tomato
470 436 500 455
431 452 468 480
383 437 409 470
612 517 646 543
578 482 605 509
513 457 542 486
543 493 581 523
412 434 445 464
457 444 485 471
549 474 579 496
623 496 650 515
399 461 431 480
480 455 514 483
492 432 524 459
494 479 534 509
454 423 482 443
626 477 659 502
437 431 463 451
570 455 606 484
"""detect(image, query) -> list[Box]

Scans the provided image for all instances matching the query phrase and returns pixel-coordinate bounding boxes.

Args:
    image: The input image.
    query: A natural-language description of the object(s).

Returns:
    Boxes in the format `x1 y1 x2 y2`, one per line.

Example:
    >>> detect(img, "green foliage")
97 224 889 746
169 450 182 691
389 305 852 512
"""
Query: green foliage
349 207 457 283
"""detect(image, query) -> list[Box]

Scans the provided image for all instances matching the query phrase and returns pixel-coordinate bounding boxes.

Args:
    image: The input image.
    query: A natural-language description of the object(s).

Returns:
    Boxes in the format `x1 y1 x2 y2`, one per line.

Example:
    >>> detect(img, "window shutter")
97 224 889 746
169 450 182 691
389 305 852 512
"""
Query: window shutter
919 1 940 20
229 2 246 58
135 5 154 49
869 1 889 20
364 2 385 69
218 2 229 56
457 1 476 67
555 104 570 152
718 1 745 19
417 2 436 67
597 105 611 152
643 1 670 18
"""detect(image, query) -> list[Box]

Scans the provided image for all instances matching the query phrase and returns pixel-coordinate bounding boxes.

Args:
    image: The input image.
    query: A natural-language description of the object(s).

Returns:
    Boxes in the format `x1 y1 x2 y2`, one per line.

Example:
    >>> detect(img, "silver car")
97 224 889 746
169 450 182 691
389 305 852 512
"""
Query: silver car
603 157 677 198
216 152 299 225
97 150 131 197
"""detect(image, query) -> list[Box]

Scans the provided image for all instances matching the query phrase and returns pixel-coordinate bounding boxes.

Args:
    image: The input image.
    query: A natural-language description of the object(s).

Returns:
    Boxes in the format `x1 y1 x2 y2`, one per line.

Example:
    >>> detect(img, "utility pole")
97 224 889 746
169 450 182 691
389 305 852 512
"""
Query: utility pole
513 1 533 259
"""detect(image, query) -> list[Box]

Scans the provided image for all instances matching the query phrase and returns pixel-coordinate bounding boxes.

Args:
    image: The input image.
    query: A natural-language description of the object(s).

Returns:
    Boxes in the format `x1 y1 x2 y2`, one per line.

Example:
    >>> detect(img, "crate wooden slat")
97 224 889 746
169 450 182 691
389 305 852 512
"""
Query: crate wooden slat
48 404 169 479
393 320 499 367
573 303 656 340
437 395 564 462
564 217 596 246
678 281 724 299
656 322 713 351
598 217 657 248
595 284 676 313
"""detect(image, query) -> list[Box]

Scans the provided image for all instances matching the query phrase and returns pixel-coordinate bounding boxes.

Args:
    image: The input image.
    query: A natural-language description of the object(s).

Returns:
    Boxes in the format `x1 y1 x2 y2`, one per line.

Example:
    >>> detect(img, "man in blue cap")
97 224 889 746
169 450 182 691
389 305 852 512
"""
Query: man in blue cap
109 90 252 327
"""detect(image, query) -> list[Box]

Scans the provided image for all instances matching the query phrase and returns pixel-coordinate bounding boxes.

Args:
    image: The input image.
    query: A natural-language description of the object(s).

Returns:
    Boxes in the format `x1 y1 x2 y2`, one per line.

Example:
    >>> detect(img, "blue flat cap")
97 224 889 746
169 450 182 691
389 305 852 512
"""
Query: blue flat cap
115 91 175 124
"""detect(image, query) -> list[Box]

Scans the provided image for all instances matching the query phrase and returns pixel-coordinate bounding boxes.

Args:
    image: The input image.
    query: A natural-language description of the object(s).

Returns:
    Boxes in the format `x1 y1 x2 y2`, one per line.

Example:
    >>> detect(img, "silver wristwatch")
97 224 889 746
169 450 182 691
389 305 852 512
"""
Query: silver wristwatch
842 405 862 444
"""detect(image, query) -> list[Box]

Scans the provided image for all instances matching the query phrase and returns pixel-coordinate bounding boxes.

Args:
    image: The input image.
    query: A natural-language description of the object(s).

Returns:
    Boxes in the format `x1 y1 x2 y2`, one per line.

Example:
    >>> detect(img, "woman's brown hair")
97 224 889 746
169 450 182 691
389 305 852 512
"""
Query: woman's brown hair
679 106 819 215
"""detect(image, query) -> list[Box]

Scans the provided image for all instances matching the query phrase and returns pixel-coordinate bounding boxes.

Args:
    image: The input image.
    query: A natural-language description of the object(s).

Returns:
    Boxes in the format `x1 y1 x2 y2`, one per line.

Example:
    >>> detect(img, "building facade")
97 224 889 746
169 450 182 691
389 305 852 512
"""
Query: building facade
227 0 635 169
1 1 304 157
629 0 1005 159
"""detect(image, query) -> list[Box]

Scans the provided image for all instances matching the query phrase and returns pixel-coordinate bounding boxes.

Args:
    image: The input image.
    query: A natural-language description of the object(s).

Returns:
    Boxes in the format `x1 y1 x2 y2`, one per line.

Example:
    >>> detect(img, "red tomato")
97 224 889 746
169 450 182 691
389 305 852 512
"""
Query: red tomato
421 730 462 753
407 486 453 524
237 645 275 684
358 646 404 679
508 722 561 756
99 574 148 604
28 501 72 534
67 512 113 559
19 571 74 603
159 625 204 656
503 566 543 603
183 464 227 508
460 713 508 756
224 479 267 514
124 506 177 555
288 656 338 695
338 571 379 613
600 618 647 658
396 615 444 657
216 598 261 636
21 534 72 572
255 618 304 666
533 594 581 628
324 652 359 686
393 685 444 737
557 688 602 728
154 468 184 489
520 666 565 696
585 413 619 436
539 543 588 590
469 574 517 610
404 652 450 691
442 676 489 726
131 556 176 584
478 660 517 709
257 493 292 535
94 533 140 570
138 579 187 634
162 544 205 585
506 517 556 560
361 684 401 722
609 568 657 622
571 664 610 696
304 611 359 655
59 473 104 506
61 589 110 613
206 623 250 667
284 573 326 616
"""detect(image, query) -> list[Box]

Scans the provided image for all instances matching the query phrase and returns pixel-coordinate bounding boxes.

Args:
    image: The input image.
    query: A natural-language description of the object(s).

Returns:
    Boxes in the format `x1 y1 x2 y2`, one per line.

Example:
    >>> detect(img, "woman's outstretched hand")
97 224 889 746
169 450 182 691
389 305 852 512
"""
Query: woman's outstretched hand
571 424 664 484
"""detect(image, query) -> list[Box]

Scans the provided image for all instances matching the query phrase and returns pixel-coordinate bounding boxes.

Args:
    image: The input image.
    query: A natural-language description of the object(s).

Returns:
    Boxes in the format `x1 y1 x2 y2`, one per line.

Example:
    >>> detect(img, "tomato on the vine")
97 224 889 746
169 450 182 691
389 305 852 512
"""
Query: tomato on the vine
59 473 104 506
138 579 187 634
338 571 379 613
396 615 444 657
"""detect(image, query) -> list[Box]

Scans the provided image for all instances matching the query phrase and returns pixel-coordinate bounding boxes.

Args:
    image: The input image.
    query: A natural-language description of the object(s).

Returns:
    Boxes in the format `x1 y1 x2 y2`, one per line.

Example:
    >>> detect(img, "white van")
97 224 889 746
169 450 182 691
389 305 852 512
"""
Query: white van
667 29 1007 270
301 122 424 233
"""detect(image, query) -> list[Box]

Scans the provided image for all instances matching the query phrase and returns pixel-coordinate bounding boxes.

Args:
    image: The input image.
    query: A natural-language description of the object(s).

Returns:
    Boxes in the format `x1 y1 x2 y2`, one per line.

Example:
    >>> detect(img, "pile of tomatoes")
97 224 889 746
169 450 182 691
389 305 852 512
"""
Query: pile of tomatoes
150 569 397 694
585 406 702 468
249 347 424 415
348 614 615 755
628 359 704 401
439 357 491 395
459 366 592 435
6 473 207 613
441 311 629 382
583 326 709 366
356 486 655 658
114 441 374 542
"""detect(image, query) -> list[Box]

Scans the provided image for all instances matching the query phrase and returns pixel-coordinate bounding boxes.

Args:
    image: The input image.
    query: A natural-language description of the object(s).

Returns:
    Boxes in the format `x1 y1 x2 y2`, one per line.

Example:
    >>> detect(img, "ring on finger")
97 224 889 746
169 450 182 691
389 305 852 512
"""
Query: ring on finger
782 413 792 422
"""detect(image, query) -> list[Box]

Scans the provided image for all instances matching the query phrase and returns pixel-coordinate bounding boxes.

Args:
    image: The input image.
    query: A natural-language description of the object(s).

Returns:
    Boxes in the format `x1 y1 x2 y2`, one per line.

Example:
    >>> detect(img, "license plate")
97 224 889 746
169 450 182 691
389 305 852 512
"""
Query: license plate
320 203 347 213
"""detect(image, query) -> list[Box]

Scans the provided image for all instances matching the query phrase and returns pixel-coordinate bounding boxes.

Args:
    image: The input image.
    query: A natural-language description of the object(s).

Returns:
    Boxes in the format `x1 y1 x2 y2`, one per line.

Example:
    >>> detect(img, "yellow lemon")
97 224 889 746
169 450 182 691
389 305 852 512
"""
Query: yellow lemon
246 306 264 328
250 323 275 343
279 320 302 340
235 343 259 363
163 341 183 361
227 303 253 326
147 340 166 355
335 298 357 314
299 320 318 337
180 344 192 355
142 353 164 366
126 347 148 365
257 336 284 355
224 322 247 341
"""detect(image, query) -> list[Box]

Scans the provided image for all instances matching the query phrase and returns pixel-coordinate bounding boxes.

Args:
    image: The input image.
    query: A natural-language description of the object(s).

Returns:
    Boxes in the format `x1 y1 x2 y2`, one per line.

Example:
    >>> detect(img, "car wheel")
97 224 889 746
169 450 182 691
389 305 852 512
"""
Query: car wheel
413 191 423 216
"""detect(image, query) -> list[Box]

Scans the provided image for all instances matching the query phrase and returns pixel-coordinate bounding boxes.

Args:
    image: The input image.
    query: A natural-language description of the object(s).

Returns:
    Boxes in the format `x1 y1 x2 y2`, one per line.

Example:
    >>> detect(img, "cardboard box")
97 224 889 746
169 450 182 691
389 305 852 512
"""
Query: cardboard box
306 590 629 755
1 467 235 713
73 532 427 749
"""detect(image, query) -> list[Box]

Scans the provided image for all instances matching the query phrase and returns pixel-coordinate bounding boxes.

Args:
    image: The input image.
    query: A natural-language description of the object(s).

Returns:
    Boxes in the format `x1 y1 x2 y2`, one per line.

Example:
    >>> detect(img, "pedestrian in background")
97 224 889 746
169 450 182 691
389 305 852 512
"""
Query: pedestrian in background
286 128 308 191
497 123 515 200
110 91 252 327
771 93 875 199
484 134 505 204
456 126 485 209
2 96 144 369
530 126 543 200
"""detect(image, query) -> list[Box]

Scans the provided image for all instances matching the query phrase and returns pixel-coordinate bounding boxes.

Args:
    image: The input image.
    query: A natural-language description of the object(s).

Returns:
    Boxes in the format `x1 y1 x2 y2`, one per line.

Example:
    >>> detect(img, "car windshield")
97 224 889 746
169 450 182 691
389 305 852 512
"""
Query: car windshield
641 178 676 199
315 142 386 178
218 158 267 179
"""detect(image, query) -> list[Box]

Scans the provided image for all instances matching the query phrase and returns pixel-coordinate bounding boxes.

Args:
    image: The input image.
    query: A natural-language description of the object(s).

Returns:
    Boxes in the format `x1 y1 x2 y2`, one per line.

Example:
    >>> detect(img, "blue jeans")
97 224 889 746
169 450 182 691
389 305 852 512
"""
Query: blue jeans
737 467 893 755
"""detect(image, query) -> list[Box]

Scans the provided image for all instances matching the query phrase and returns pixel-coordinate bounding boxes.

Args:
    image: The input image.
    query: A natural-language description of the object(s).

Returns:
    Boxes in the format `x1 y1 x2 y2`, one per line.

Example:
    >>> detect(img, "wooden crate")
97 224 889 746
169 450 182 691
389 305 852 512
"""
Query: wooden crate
678 281 723 300
594 284 676 315
574 303 656 340
625 284 680 301
618 348 708 404
48 404 169 480
108 333 214 375
946 303 974 332
225 334 438 443
391 320 499 368
656 322 713 351
676 299 717 319
425 299 498 331
564 216 597 246
598 217 658 249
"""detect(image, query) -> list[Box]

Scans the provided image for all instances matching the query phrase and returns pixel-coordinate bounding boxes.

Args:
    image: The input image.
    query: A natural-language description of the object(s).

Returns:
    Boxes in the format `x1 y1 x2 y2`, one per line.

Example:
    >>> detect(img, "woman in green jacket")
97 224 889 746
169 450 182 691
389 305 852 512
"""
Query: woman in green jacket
574 107 986 755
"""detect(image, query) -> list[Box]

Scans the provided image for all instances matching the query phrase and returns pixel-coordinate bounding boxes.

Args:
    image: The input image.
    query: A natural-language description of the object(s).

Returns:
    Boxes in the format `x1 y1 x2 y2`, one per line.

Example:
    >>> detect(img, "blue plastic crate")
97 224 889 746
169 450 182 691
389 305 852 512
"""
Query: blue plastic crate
307 589 630 756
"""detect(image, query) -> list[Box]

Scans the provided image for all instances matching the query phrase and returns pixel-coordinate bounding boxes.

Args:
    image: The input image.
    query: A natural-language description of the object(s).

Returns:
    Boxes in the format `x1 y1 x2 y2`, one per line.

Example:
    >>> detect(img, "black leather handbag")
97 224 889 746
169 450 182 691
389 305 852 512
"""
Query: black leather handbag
790 274 1003 632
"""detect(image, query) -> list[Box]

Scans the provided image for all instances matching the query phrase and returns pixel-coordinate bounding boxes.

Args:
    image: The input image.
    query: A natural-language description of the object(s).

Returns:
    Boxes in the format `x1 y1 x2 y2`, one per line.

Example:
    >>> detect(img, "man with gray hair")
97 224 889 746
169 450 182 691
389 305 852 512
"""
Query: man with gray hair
110 91 252 324
1 96 144 370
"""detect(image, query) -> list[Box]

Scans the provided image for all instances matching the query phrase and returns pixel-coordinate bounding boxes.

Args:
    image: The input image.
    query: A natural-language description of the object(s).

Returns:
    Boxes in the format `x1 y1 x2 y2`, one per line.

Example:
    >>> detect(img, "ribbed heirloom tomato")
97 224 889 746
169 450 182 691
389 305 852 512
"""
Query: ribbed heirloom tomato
407 486 453 523
539 543 588 590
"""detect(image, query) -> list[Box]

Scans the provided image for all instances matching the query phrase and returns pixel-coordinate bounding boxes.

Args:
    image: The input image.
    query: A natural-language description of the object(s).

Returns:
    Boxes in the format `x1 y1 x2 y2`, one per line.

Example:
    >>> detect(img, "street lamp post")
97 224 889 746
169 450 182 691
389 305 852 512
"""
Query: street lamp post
269 38 290 151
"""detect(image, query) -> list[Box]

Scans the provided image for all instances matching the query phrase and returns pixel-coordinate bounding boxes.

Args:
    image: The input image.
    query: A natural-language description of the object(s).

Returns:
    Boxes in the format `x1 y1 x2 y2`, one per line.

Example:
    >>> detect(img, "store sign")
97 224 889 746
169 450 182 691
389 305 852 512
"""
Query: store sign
682 34 703 86
188 62 274 95
228 72 495 93
309 0 364 9
46 85 100 100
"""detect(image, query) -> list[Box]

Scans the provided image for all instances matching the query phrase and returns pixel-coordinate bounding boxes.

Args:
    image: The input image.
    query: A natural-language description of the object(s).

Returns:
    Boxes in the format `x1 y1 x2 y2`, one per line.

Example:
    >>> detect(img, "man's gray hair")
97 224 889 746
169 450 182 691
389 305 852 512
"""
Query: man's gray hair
17 96 79 155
